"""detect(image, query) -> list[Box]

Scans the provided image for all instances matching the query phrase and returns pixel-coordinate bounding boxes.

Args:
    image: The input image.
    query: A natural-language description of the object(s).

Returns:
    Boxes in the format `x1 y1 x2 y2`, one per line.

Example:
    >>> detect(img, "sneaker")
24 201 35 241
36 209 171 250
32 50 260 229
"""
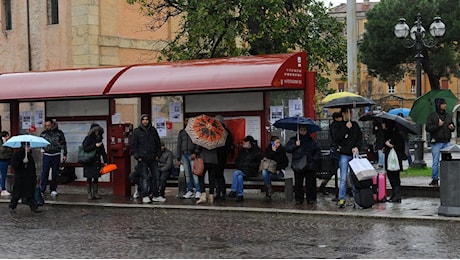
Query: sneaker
152 196 166 202
50 191 58 197
142 196 151 203
1 190 11 196
195 191 202 199
429 179 439 186
133 190 140 199
338 199 346 208
183 191 194 199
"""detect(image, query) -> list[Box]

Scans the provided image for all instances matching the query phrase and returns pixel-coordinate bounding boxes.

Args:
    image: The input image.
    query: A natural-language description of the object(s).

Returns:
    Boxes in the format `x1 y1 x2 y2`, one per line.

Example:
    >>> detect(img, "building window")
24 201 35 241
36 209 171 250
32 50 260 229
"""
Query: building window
338 83 344 92
2 0 12 30
441 80 449 90
388 84 395 94
411 80 416 93
47 0 59 25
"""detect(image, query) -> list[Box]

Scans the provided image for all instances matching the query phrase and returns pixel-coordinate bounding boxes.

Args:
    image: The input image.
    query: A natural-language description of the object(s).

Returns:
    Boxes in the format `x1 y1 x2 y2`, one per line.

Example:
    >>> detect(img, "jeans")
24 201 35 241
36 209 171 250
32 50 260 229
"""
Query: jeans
431 142 450 180
0 161 9 190
182 154 200 193
262 169 284 187
378 149 384 166
40 155 60 193
338 154 353 200
137 160 160 197
230 170 246 196
159 170 171 197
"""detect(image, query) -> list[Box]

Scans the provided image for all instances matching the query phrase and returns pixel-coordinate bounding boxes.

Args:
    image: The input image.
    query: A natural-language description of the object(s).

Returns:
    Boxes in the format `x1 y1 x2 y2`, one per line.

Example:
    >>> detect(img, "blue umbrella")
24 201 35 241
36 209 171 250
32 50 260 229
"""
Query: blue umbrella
388 108 410 117
3 134 50 148
273 116 322 133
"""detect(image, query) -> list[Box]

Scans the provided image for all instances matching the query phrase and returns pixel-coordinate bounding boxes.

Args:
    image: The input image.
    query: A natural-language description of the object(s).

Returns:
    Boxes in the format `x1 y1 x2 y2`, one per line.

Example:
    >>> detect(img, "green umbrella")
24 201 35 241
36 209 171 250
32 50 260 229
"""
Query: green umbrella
409 89 458 124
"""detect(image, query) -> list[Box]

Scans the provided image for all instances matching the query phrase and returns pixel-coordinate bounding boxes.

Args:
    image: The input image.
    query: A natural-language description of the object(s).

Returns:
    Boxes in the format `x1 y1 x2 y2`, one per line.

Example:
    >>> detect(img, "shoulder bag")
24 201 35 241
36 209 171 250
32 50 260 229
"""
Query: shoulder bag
77 146 96 165
291 154 308 172
259 157 278 173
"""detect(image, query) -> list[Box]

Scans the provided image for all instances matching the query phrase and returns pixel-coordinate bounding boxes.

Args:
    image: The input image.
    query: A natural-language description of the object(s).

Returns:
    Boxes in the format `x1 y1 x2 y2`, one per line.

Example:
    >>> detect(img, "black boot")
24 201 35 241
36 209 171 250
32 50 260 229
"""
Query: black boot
390 186 401 203
319 181 329 195
265 185 273 200
87 184 93 200
92 183 101 200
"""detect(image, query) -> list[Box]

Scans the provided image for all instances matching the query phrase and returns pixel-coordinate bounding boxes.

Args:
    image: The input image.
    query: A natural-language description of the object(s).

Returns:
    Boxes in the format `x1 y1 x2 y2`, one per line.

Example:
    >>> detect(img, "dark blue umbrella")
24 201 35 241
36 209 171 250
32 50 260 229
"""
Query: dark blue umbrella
273 116 322 133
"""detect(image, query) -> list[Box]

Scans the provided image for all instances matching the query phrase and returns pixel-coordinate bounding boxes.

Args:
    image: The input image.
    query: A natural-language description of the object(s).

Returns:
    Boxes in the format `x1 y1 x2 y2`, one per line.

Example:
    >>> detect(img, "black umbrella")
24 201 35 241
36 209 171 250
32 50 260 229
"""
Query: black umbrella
359 111 418 135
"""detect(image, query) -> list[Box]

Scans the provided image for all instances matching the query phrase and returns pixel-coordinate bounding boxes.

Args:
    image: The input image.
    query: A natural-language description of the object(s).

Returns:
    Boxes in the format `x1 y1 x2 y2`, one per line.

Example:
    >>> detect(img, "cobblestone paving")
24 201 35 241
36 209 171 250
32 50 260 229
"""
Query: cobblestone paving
1 205 459 258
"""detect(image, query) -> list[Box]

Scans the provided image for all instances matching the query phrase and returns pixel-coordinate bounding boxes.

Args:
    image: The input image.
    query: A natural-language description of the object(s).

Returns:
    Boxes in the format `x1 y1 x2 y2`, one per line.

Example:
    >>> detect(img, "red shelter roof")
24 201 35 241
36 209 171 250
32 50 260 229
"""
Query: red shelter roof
105 52 307 95
0 52 308 101
0 67 125 100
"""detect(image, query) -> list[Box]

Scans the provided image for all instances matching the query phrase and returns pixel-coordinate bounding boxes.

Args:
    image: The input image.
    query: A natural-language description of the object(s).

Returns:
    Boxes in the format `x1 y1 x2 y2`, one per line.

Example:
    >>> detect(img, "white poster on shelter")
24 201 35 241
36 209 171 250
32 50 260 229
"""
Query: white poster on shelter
270 106 283 124
169 102 182 122
35 110 44 128
288 99 303 117
22 111 31 129
155 117 167 137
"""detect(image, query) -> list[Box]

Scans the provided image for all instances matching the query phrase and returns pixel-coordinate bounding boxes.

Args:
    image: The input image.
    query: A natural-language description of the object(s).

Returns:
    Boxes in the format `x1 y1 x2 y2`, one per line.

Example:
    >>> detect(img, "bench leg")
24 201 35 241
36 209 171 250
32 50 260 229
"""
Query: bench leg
284 177 293 202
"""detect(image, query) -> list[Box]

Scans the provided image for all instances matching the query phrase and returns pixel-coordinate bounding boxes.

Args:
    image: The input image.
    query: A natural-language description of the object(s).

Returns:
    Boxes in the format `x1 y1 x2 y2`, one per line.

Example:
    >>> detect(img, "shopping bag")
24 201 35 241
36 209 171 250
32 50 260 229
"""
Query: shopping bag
192 157 205 176
387 148 400 171
349 156 377 181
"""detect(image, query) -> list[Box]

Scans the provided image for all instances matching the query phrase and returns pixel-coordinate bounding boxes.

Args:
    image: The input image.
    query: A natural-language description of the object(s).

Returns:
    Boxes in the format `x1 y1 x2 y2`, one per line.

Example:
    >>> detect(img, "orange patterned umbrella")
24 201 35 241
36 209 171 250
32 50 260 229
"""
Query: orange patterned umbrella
185 114 228 150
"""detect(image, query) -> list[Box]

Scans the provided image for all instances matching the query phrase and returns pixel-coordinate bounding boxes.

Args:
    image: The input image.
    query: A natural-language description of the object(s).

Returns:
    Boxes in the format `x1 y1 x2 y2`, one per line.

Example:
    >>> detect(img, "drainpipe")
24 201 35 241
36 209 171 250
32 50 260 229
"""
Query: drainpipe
26 0 32 71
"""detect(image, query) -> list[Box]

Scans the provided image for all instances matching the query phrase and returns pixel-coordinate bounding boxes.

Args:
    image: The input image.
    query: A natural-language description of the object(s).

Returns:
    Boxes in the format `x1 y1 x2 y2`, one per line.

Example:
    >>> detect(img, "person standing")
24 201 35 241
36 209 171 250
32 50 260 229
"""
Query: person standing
82 124 108 200
40 119 67 197
0 131 13 196
194 145 219 204
426 98 455 186
214 115 234 200
9 143 41 214
261 136 288 201
228 136 263 202
176 118 199 200
319 112 342 196
373 118 386 169
384 122 407 203
285 125 321 204
158 141 174 199
335 107 362 208
131 114 163 203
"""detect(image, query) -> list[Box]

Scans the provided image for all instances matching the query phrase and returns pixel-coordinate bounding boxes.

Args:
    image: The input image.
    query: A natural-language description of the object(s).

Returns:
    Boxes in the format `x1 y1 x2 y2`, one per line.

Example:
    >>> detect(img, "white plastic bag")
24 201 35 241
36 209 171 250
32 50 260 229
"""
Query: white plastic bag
387 148 400 171
349 156 377 181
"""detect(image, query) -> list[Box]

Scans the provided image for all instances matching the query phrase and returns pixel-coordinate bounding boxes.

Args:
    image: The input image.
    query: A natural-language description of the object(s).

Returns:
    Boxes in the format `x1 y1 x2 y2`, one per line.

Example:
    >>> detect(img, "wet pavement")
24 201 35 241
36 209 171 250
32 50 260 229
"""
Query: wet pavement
1 152 459 258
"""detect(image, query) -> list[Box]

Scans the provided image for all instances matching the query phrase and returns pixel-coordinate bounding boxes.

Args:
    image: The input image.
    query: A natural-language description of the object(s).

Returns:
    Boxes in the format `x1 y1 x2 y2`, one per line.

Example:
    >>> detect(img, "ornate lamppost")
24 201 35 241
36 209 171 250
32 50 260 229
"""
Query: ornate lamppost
394 13 446 168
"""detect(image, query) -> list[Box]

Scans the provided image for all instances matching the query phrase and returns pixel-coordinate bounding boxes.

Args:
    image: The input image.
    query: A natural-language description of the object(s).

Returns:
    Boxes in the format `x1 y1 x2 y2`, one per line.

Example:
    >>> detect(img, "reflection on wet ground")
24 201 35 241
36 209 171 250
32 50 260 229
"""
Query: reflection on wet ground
1 206 459 258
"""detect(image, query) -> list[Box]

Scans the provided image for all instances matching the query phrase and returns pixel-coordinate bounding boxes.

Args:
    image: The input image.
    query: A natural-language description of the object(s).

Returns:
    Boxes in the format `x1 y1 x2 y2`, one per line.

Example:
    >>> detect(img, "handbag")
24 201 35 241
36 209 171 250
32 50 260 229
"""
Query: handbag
349 155 377 181
192 157 205 176
291 155 308 172
387 148 400 171
77 146 96 165
259 157 278 173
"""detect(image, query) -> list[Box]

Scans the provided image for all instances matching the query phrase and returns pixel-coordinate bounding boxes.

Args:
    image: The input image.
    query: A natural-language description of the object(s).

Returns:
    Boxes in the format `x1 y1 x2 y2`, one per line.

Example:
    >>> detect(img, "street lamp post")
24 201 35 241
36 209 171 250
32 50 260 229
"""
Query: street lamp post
394 13 446 168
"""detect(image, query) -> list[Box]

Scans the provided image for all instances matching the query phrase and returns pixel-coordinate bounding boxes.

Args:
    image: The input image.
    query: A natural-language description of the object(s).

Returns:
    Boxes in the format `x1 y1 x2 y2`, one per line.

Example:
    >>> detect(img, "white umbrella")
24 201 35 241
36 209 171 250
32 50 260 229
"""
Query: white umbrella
3 134 51 163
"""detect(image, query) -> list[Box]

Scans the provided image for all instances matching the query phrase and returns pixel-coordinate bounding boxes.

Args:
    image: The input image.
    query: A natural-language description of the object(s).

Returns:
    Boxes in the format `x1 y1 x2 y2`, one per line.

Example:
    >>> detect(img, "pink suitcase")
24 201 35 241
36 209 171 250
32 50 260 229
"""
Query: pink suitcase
372 172 387 202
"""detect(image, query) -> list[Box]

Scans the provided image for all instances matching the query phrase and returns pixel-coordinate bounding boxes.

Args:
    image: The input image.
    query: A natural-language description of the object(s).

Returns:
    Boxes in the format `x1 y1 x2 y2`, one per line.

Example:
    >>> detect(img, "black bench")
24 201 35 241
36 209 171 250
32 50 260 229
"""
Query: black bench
243 176 294 201
166 175 294 201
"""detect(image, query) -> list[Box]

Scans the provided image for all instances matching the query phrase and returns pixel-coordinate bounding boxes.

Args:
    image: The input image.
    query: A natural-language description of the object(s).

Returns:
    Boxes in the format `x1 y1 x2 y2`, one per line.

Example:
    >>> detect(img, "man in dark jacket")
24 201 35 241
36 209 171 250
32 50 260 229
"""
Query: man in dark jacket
131 114 163 203
228 135 262 202
335 107 362 208
40 119 67 197
426 98 455 186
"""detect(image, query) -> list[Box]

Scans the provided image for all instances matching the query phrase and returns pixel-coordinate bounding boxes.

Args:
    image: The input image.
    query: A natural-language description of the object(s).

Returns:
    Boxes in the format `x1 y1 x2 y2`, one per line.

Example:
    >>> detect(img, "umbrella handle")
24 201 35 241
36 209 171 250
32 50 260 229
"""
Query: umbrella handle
23 143 29 164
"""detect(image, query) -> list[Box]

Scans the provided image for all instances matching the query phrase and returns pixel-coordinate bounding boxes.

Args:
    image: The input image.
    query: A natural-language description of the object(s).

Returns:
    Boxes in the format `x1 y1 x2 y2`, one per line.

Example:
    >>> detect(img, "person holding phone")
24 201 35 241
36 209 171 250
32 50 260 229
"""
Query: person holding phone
261 136 288 200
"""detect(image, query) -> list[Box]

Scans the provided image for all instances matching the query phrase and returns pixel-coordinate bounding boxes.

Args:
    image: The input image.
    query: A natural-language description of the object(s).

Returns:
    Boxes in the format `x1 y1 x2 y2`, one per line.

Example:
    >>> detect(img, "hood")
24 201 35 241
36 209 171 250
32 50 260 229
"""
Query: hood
88 124 104 136
139 114 152 129
435 98 446 111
